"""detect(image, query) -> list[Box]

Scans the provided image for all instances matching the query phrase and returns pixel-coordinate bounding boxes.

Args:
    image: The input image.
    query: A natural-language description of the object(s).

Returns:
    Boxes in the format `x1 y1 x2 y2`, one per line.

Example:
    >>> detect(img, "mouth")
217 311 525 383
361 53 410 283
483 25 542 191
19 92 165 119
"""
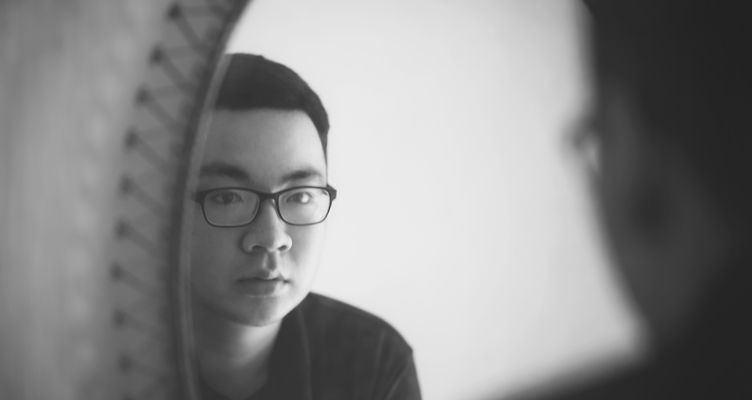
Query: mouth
235 277 288 297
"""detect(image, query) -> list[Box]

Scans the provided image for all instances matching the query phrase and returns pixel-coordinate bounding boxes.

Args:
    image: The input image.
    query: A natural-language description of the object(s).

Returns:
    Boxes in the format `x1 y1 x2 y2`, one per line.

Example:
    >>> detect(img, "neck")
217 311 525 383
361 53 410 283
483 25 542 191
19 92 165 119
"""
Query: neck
193 304 281 400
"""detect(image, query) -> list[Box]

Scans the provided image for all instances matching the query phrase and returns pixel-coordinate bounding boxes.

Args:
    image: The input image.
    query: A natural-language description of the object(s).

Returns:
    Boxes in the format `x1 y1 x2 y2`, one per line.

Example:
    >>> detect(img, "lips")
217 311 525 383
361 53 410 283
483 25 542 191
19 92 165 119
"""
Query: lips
236 277 288 297
244 269 282 280
235 255 287 296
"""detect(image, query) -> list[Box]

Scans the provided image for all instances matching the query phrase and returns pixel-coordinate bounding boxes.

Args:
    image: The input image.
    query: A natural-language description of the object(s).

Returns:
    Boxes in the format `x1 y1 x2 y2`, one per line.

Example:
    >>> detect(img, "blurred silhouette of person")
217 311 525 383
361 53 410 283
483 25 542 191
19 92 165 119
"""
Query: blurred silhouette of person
517 0 752 398
191 53 421 400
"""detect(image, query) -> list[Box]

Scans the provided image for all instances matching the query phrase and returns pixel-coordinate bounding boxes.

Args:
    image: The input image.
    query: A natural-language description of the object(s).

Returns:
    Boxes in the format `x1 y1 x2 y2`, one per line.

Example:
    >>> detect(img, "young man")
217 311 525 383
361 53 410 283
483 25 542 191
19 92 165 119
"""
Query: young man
190 54 421 400
532 1 752 398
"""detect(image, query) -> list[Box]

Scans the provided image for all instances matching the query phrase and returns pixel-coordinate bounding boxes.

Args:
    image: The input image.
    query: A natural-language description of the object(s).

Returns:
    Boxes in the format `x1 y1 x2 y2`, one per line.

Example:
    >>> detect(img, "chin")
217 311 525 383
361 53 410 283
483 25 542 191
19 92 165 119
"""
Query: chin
233 295 299 327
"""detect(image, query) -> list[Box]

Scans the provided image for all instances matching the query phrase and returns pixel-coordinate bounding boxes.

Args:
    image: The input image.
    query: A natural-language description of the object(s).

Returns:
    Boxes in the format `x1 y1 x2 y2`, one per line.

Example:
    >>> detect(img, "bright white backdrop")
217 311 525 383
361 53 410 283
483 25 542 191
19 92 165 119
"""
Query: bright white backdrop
227 1 640 399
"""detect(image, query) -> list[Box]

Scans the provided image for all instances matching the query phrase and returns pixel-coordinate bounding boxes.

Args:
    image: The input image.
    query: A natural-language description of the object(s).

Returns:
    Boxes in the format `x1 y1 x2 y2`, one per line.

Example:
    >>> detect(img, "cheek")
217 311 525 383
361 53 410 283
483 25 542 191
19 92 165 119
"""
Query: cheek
597 146 658 294
597 147 638 258
288 225 326 276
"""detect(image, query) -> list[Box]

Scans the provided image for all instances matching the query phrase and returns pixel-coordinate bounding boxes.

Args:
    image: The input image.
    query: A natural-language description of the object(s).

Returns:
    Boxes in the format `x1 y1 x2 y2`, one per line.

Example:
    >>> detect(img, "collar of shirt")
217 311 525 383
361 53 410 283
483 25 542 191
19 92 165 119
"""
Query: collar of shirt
198 306 313 400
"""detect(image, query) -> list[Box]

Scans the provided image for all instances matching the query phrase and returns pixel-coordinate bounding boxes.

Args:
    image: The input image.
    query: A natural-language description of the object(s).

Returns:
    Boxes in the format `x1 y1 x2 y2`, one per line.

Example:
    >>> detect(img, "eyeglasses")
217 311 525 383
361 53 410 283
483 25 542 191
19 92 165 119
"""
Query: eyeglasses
193 186 337 227
568 112 603 177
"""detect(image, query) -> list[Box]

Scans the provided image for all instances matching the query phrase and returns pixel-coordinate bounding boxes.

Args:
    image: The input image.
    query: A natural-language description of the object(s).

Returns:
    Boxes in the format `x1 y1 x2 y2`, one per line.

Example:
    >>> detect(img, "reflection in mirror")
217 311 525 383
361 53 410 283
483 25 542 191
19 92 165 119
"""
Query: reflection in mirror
189 53 423 399
187 1 641 399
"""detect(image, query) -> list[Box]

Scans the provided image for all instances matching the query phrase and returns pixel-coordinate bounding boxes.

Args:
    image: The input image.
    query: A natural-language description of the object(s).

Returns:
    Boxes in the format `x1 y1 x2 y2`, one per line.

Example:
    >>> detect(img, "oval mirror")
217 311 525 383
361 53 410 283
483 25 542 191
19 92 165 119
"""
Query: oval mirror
1 1 640 399
184 1 639 399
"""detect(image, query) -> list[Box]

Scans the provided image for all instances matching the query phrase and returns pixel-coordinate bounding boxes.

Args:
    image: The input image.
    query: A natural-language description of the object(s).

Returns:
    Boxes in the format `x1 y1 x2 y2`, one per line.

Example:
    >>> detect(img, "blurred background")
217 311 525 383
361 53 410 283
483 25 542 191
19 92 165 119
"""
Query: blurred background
227 1 640 399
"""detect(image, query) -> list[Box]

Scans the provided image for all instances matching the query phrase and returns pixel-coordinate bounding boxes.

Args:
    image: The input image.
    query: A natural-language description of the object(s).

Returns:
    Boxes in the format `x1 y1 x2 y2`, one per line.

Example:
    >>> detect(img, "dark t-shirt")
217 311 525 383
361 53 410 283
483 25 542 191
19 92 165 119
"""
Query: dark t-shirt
200 293 422 400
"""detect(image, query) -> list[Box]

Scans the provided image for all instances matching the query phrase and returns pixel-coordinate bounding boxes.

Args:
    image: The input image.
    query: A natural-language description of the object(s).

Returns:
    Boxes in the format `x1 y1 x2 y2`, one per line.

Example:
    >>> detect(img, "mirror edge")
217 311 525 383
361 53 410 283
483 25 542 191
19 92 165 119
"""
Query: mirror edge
166 0 253 398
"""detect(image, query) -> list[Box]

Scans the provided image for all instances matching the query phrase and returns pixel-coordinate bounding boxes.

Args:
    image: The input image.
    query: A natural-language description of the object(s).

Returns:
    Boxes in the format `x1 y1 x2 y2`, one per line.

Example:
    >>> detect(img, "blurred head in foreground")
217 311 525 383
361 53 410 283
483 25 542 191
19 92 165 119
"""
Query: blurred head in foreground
558 0 752 397
583 0 752 347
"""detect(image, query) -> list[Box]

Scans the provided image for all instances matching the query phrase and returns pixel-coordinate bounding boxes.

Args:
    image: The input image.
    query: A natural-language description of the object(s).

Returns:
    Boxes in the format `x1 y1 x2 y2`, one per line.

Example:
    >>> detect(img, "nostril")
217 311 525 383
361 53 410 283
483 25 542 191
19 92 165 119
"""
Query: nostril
278 243 291 252
248 244 266 253
241 232 292 254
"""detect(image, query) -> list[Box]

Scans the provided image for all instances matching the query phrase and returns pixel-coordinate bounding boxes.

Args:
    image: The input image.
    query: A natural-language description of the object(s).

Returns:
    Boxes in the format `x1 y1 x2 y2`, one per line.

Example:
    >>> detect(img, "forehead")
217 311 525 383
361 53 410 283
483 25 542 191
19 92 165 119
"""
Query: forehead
201 109 326 188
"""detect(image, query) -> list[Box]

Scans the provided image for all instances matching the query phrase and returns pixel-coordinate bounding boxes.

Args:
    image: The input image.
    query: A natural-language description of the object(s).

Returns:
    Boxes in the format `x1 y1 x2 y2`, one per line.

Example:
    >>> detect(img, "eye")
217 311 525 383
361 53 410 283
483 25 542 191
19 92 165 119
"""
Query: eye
285 190 315 205
207 190 244 205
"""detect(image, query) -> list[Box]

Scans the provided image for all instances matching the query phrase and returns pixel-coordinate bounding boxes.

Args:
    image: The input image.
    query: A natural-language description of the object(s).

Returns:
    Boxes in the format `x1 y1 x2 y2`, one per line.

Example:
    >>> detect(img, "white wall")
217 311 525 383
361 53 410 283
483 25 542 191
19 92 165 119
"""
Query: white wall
227 1 640 399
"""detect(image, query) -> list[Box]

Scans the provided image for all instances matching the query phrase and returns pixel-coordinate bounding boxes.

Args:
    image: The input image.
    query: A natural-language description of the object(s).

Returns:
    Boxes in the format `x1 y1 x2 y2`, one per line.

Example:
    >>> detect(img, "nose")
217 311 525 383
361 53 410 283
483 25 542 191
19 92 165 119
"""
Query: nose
241 200 292 254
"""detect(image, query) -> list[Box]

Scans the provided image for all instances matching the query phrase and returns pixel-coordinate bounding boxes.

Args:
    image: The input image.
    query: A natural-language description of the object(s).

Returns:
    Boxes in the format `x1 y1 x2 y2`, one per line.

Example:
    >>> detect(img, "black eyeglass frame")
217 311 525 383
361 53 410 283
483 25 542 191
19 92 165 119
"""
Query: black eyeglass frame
192 185 337 227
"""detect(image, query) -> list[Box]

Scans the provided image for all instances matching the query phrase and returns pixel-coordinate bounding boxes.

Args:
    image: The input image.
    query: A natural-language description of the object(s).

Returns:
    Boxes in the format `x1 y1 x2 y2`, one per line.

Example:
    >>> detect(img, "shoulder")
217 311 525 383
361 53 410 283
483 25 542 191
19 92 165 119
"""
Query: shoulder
298 292 414 355
293 293 422 399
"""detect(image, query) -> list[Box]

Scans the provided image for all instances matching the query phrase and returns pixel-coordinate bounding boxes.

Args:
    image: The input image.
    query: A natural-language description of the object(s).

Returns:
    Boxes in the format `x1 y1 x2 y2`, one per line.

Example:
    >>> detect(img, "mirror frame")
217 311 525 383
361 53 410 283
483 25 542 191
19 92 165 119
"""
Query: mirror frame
118 0 251 398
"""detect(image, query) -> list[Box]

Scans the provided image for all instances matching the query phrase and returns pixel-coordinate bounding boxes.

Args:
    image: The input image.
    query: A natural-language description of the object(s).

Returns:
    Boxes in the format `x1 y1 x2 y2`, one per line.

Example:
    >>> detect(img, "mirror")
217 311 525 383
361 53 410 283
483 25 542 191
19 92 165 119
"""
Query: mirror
184 1 641 399
0 0 639 399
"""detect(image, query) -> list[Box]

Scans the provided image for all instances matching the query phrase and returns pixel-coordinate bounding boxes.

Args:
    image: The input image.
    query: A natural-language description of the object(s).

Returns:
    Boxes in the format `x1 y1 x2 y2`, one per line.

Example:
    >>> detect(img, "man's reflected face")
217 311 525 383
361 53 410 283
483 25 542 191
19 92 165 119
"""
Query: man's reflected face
191 109 328 326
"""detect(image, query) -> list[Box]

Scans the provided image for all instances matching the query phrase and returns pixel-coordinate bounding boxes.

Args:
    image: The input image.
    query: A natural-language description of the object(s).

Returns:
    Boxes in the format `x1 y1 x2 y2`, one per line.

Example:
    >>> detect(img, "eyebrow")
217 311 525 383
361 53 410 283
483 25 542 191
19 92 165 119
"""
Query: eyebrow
279 168 325 184
199 162 251 182
199 161 325 185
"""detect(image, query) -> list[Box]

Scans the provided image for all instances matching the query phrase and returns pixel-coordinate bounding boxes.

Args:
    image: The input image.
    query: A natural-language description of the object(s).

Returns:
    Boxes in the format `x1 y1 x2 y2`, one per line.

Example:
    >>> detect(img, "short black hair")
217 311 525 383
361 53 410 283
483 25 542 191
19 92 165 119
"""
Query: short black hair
586 0 752 226
214 53 330 157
